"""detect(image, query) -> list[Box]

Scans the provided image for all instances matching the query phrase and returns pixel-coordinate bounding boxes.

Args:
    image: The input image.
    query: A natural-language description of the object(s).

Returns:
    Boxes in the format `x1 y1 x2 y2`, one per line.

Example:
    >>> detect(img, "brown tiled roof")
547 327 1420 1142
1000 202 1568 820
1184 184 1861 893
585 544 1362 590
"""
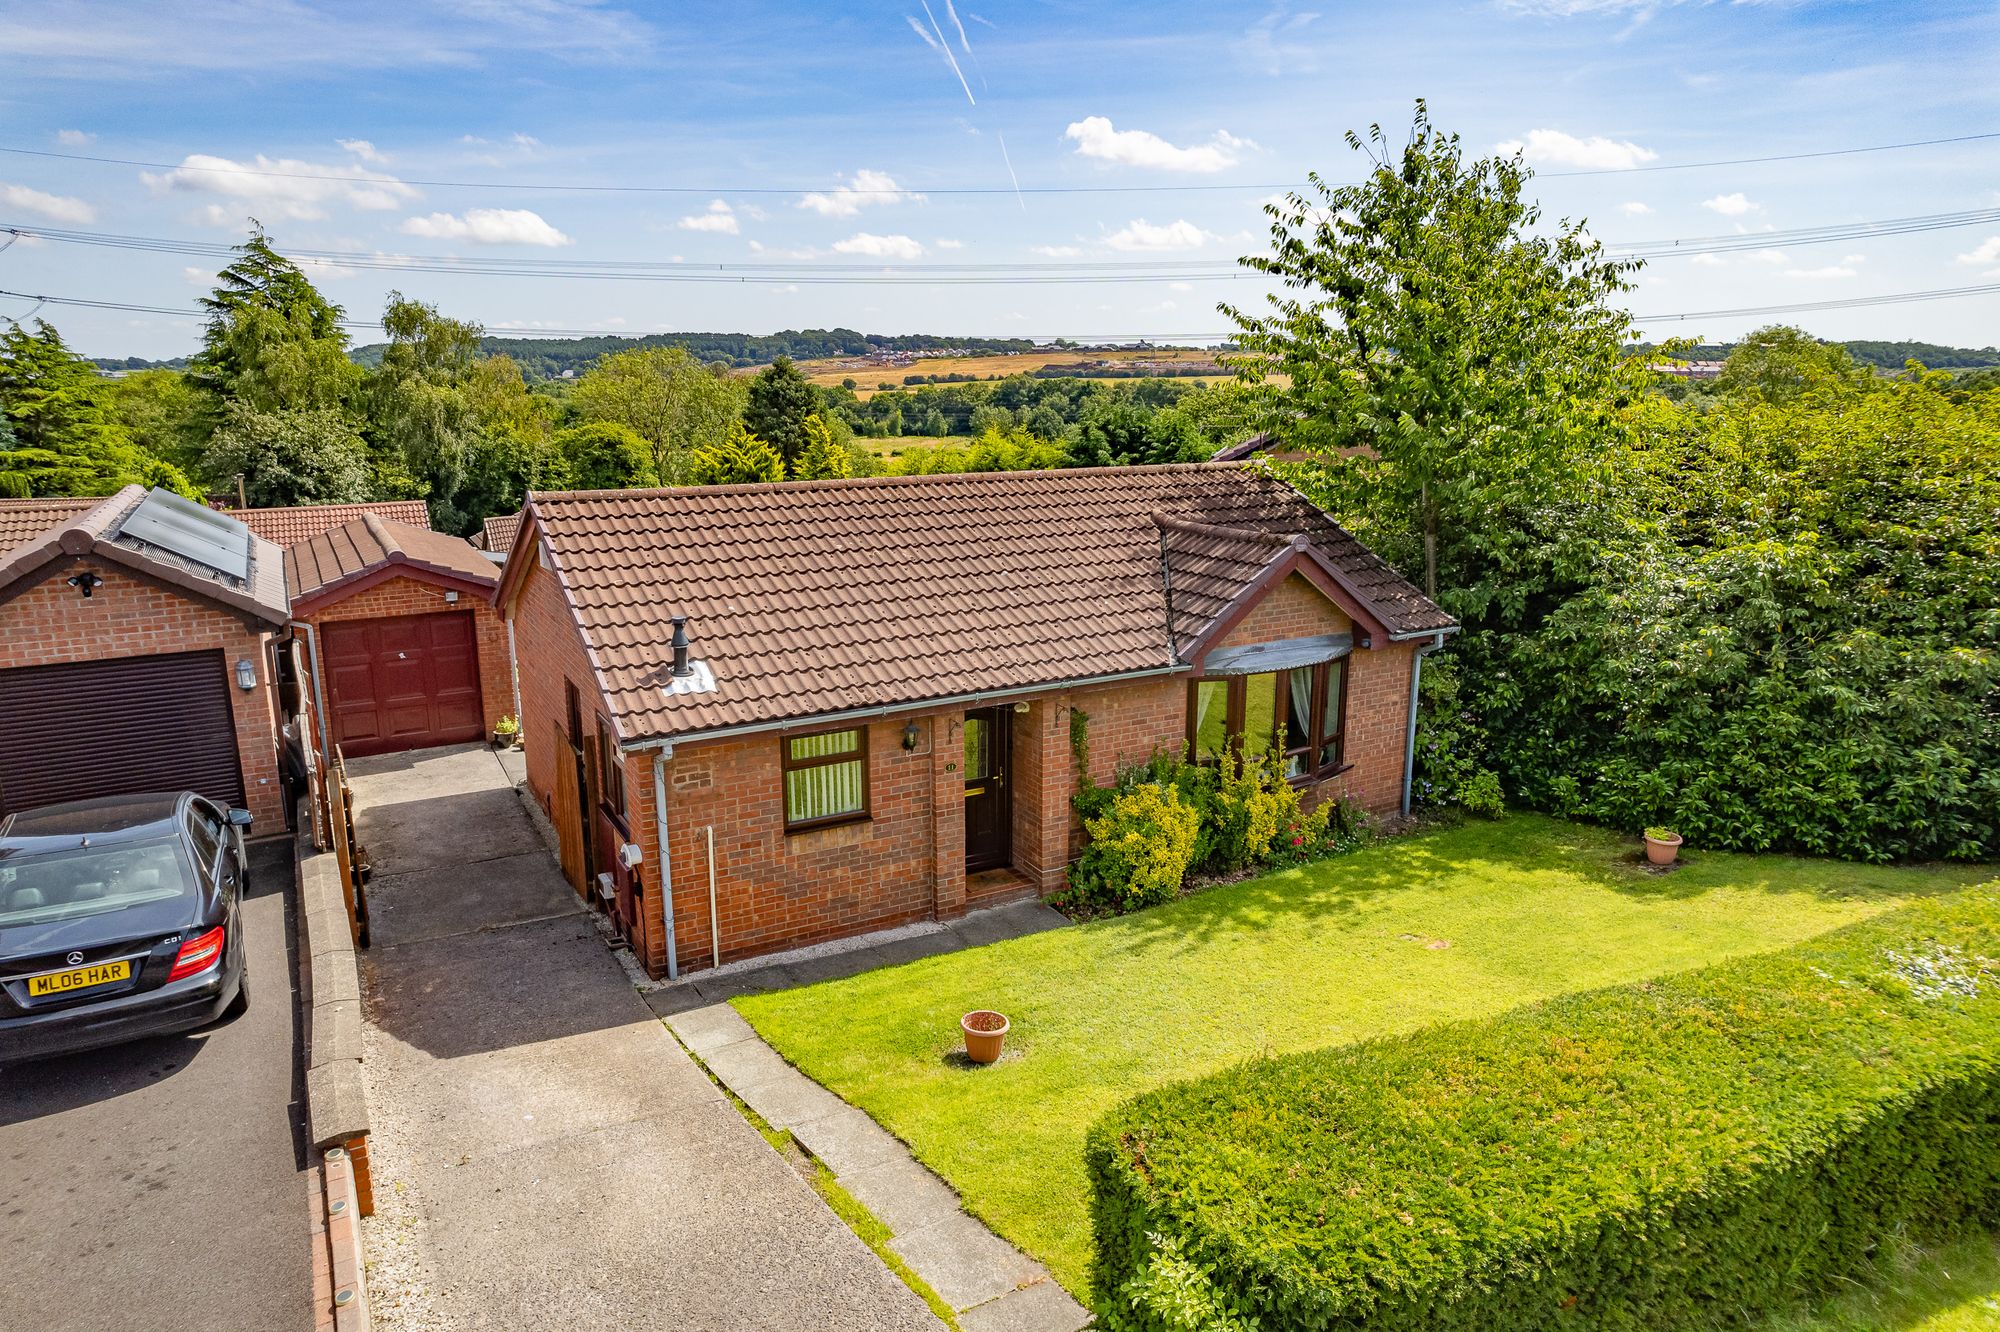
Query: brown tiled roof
287 513 498 608
0 496 100 552
1156 514 1301 656
0 486 289 627
230 500 432 548
517 463 1452 744
481 511 520 554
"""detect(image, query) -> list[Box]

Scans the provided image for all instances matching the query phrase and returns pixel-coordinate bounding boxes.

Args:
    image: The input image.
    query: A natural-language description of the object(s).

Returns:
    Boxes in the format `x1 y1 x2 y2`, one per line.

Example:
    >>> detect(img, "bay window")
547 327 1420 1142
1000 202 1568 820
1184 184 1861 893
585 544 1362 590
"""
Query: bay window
1188 658 1349 781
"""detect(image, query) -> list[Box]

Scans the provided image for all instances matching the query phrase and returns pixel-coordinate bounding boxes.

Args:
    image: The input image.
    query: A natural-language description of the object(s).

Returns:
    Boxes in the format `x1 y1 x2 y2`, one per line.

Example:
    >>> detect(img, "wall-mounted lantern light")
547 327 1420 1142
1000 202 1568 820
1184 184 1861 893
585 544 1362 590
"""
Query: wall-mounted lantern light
901 720 922 751
66 571 103 599
234 658 258 691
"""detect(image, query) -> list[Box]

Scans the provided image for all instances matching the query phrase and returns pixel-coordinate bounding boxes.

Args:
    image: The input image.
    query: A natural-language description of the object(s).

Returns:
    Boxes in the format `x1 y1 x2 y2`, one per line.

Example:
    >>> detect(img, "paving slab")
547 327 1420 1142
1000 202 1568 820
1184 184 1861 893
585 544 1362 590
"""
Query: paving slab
839 1152 971 1238
787 1099 912 1177
662 1001 761 1058
947 900 1069 948
889 1210 1047 1311
960 1280 1093 1332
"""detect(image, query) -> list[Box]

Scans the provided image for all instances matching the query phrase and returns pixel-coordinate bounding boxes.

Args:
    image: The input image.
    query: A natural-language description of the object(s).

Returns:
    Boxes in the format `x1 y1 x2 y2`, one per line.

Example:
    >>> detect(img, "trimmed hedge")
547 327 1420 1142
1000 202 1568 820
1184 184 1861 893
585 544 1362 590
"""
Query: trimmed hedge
1086 886 2000 1331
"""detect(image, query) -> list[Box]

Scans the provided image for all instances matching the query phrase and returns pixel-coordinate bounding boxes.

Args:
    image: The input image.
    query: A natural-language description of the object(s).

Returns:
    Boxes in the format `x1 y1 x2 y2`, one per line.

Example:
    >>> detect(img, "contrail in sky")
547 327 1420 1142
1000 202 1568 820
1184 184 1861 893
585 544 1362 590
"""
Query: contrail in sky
942 0 988 92
997 130 1024 212
913 0 976 106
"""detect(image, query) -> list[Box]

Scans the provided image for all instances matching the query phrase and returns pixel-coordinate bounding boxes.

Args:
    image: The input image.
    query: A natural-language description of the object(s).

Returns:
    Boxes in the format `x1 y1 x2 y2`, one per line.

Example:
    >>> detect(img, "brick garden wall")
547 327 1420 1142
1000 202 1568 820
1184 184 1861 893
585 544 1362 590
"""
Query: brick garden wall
0 562 286 829
303 574 514 734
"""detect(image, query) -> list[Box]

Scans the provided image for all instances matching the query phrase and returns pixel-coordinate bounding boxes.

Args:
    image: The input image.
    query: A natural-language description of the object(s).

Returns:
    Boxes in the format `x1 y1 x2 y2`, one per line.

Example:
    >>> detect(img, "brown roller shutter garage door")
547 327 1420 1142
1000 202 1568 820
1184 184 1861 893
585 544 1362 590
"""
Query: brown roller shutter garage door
0 650 247 817
323 611 484 758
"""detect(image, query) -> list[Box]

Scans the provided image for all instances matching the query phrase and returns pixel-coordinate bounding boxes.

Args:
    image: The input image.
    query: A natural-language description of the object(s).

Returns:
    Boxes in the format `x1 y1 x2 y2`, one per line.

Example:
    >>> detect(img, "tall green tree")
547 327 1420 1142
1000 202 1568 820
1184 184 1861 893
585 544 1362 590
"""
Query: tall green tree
0 321 194 498
188 225 360 418
743 355 818 468
570 346 740 485
1224 100 1640 610
552 421 658 491
1711 325 1874 404
200 403 372 506
364 293 487 532
688 421 784 485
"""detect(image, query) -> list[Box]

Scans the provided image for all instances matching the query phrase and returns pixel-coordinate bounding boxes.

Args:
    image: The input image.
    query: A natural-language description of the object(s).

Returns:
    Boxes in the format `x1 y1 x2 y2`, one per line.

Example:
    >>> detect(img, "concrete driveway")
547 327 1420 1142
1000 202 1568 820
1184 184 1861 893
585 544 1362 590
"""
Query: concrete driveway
349 743 940 1331
0 838 311 1332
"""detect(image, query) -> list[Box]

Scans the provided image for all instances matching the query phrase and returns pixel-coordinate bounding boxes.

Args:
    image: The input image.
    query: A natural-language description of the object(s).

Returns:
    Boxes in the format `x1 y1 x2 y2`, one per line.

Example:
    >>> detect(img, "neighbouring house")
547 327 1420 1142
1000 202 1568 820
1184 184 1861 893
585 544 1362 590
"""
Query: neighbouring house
0 487 291 829
286 514 513 759
226 499 433 548
478 510 520 556
498 463 1455 979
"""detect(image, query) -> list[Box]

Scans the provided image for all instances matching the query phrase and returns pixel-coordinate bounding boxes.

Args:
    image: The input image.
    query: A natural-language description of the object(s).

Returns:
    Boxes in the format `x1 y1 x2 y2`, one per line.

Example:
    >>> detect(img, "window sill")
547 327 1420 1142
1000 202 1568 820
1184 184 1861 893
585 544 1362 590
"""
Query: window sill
785 812 871 836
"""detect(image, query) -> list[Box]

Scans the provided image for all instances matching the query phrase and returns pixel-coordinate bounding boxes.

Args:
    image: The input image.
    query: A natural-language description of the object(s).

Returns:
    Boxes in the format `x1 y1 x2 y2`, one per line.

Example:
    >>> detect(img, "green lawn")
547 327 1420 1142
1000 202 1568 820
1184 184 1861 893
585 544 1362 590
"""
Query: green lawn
735 814 1991 1296
1763 1234 2000 1332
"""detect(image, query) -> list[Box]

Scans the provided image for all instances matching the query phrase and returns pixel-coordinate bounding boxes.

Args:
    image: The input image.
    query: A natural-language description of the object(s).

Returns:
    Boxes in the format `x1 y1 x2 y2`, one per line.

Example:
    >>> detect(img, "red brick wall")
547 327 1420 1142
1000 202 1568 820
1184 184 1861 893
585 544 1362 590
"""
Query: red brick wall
1217 573 1354 650
509 558 1421 977
654 714 947 970
0 562 285 829
304 574 513 734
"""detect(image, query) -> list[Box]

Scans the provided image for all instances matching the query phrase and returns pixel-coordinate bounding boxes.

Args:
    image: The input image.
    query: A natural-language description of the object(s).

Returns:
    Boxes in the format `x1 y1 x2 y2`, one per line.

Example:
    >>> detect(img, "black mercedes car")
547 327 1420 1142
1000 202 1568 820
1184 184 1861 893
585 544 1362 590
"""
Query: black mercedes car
0 792 251 1062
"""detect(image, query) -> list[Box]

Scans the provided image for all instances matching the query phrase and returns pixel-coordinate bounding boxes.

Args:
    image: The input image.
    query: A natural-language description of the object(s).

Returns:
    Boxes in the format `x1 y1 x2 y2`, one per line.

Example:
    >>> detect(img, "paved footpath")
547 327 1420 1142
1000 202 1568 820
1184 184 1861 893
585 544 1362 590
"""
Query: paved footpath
349 743 939 1331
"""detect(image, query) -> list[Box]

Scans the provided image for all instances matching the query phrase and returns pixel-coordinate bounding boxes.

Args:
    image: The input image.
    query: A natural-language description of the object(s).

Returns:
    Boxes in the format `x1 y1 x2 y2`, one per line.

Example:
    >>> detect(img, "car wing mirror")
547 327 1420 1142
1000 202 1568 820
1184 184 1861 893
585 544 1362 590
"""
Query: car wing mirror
226 808 254 828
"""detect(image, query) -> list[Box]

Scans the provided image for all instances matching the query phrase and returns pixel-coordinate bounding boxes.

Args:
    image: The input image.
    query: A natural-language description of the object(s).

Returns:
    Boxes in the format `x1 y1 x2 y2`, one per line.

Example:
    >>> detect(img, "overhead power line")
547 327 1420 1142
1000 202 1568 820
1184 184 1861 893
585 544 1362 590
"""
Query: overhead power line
6 283 1999 341
6 203 1999 287
2 129 1996 197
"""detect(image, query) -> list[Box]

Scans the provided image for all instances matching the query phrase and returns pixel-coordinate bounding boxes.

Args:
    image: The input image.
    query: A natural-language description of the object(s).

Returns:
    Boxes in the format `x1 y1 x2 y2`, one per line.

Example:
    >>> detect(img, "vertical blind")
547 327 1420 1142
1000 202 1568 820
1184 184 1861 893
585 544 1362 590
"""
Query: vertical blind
784 730 866 825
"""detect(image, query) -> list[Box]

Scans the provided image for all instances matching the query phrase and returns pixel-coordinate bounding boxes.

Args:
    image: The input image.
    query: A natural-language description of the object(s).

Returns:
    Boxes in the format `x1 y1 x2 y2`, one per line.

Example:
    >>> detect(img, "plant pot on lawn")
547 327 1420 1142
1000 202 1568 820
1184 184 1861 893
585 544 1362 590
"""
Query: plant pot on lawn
961 1010 1009 1064
1644 827 1683 867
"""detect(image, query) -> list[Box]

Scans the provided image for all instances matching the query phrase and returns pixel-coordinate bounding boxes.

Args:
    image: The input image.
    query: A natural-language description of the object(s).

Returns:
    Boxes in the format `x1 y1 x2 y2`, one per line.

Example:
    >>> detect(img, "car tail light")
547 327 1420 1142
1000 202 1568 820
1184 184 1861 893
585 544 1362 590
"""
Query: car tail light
167 926 225 982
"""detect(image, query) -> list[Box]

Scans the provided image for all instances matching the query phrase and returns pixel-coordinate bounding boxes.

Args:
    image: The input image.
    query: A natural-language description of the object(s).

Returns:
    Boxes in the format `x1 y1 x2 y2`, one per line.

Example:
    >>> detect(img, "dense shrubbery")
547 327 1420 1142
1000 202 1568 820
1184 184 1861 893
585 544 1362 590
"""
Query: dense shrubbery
1059 746 1358 915
1086 884 2000 1331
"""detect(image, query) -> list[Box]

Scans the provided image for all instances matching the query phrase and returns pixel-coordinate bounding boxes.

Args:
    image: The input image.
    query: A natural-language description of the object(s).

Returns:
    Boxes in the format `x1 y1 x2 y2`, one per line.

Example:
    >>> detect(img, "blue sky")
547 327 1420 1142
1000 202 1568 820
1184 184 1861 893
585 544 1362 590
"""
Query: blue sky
2 0 1997 358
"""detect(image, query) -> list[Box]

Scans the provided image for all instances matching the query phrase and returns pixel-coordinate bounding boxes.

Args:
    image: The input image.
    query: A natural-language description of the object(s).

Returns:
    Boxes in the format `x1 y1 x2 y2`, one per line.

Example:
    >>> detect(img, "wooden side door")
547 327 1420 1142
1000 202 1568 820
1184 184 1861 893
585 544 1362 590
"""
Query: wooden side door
963 707 1012 872
551 720 588 898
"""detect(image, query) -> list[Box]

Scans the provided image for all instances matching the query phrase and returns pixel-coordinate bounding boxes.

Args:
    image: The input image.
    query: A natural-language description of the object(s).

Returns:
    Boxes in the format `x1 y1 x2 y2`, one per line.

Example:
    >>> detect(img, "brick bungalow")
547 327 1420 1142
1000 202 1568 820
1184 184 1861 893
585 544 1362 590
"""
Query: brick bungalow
496 463 1456 979
286 513 514 758
0 487 291 829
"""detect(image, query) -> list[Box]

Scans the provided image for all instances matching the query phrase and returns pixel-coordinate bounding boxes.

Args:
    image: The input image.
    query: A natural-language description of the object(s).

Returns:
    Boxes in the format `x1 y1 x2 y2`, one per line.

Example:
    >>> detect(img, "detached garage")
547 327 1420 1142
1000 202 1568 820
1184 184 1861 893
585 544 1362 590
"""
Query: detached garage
0 488 290 827
287 513 512 759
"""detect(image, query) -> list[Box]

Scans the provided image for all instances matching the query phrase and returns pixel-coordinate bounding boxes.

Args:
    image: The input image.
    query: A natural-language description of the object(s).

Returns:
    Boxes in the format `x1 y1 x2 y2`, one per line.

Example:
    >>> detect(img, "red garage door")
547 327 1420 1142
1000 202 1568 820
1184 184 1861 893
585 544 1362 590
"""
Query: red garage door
0 650 247 817
323 612 484 758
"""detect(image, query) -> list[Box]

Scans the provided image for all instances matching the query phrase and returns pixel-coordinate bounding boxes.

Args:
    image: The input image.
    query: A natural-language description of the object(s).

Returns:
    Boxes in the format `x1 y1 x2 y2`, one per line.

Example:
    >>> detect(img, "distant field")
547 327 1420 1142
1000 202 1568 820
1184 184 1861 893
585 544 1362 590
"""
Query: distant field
777 348 1228 397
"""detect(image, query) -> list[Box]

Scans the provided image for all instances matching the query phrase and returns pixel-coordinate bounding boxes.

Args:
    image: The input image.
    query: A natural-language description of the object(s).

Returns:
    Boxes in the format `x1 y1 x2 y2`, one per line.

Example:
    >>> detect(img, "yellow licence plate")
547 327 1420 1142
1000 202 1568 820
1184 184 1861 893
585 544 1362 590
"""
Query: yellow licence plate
27 960 131 997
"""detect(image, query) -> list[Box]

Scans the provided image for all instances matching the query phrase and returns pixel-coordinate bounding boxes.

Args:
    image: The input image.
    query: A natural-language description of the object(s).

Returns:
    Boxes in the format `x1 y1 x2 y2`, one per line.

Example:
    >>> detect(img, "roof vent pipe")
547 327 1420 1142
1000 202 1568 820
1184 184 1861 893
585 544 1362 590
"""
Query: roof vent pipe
669 616 694 678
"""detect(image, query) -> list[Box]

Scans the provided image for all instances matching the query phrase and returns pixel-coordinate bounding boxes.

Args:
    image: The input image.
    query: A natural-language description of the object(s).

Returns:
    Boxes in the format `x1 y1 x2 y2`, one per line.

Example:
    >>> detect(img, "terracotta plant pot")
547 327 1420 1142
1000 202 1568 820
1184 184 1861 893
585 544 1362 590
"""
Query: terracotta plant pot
1644 832 1683 866
961 1010 1010 1064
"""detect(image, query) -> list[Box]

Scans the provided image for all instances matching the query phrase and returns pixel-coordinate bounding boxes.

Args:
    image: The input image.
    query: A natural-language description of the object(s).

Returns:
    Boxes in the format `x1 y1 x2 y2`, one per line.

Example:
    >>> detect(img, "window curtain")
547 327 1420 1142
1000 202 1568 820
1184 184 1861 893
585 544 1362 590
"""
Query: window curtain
1285 670 1314 778
1193 680 1228 758
1320 660 1346 767
786 759 864 822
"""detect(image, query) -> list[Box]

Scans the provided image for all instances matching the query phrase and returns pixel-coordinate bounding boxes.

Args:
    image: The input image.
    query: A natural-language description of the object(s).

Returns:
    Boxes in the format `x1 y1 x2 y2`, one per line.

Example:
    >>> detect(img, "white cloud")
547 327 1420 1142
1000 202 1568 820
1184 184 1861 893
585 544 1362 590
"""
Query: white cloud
1104 218 1215 252
934 238 965 250
0 182 96 224
1702 192 1759 216
1744 249 1789 266
797 169 923 218
832 232 925 260
399 207 572 246
677 200 739 235
55 129 95 147
1495 129 1657 171
1691 253 1725 267
512 132 541 149
1785 254 1864 279
1618 201 1653 215
337 138 386 163
1956 236 2000 266
1065 117 1255 173
1031 244 1083 258
182 266 209 285
143 152 418 221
